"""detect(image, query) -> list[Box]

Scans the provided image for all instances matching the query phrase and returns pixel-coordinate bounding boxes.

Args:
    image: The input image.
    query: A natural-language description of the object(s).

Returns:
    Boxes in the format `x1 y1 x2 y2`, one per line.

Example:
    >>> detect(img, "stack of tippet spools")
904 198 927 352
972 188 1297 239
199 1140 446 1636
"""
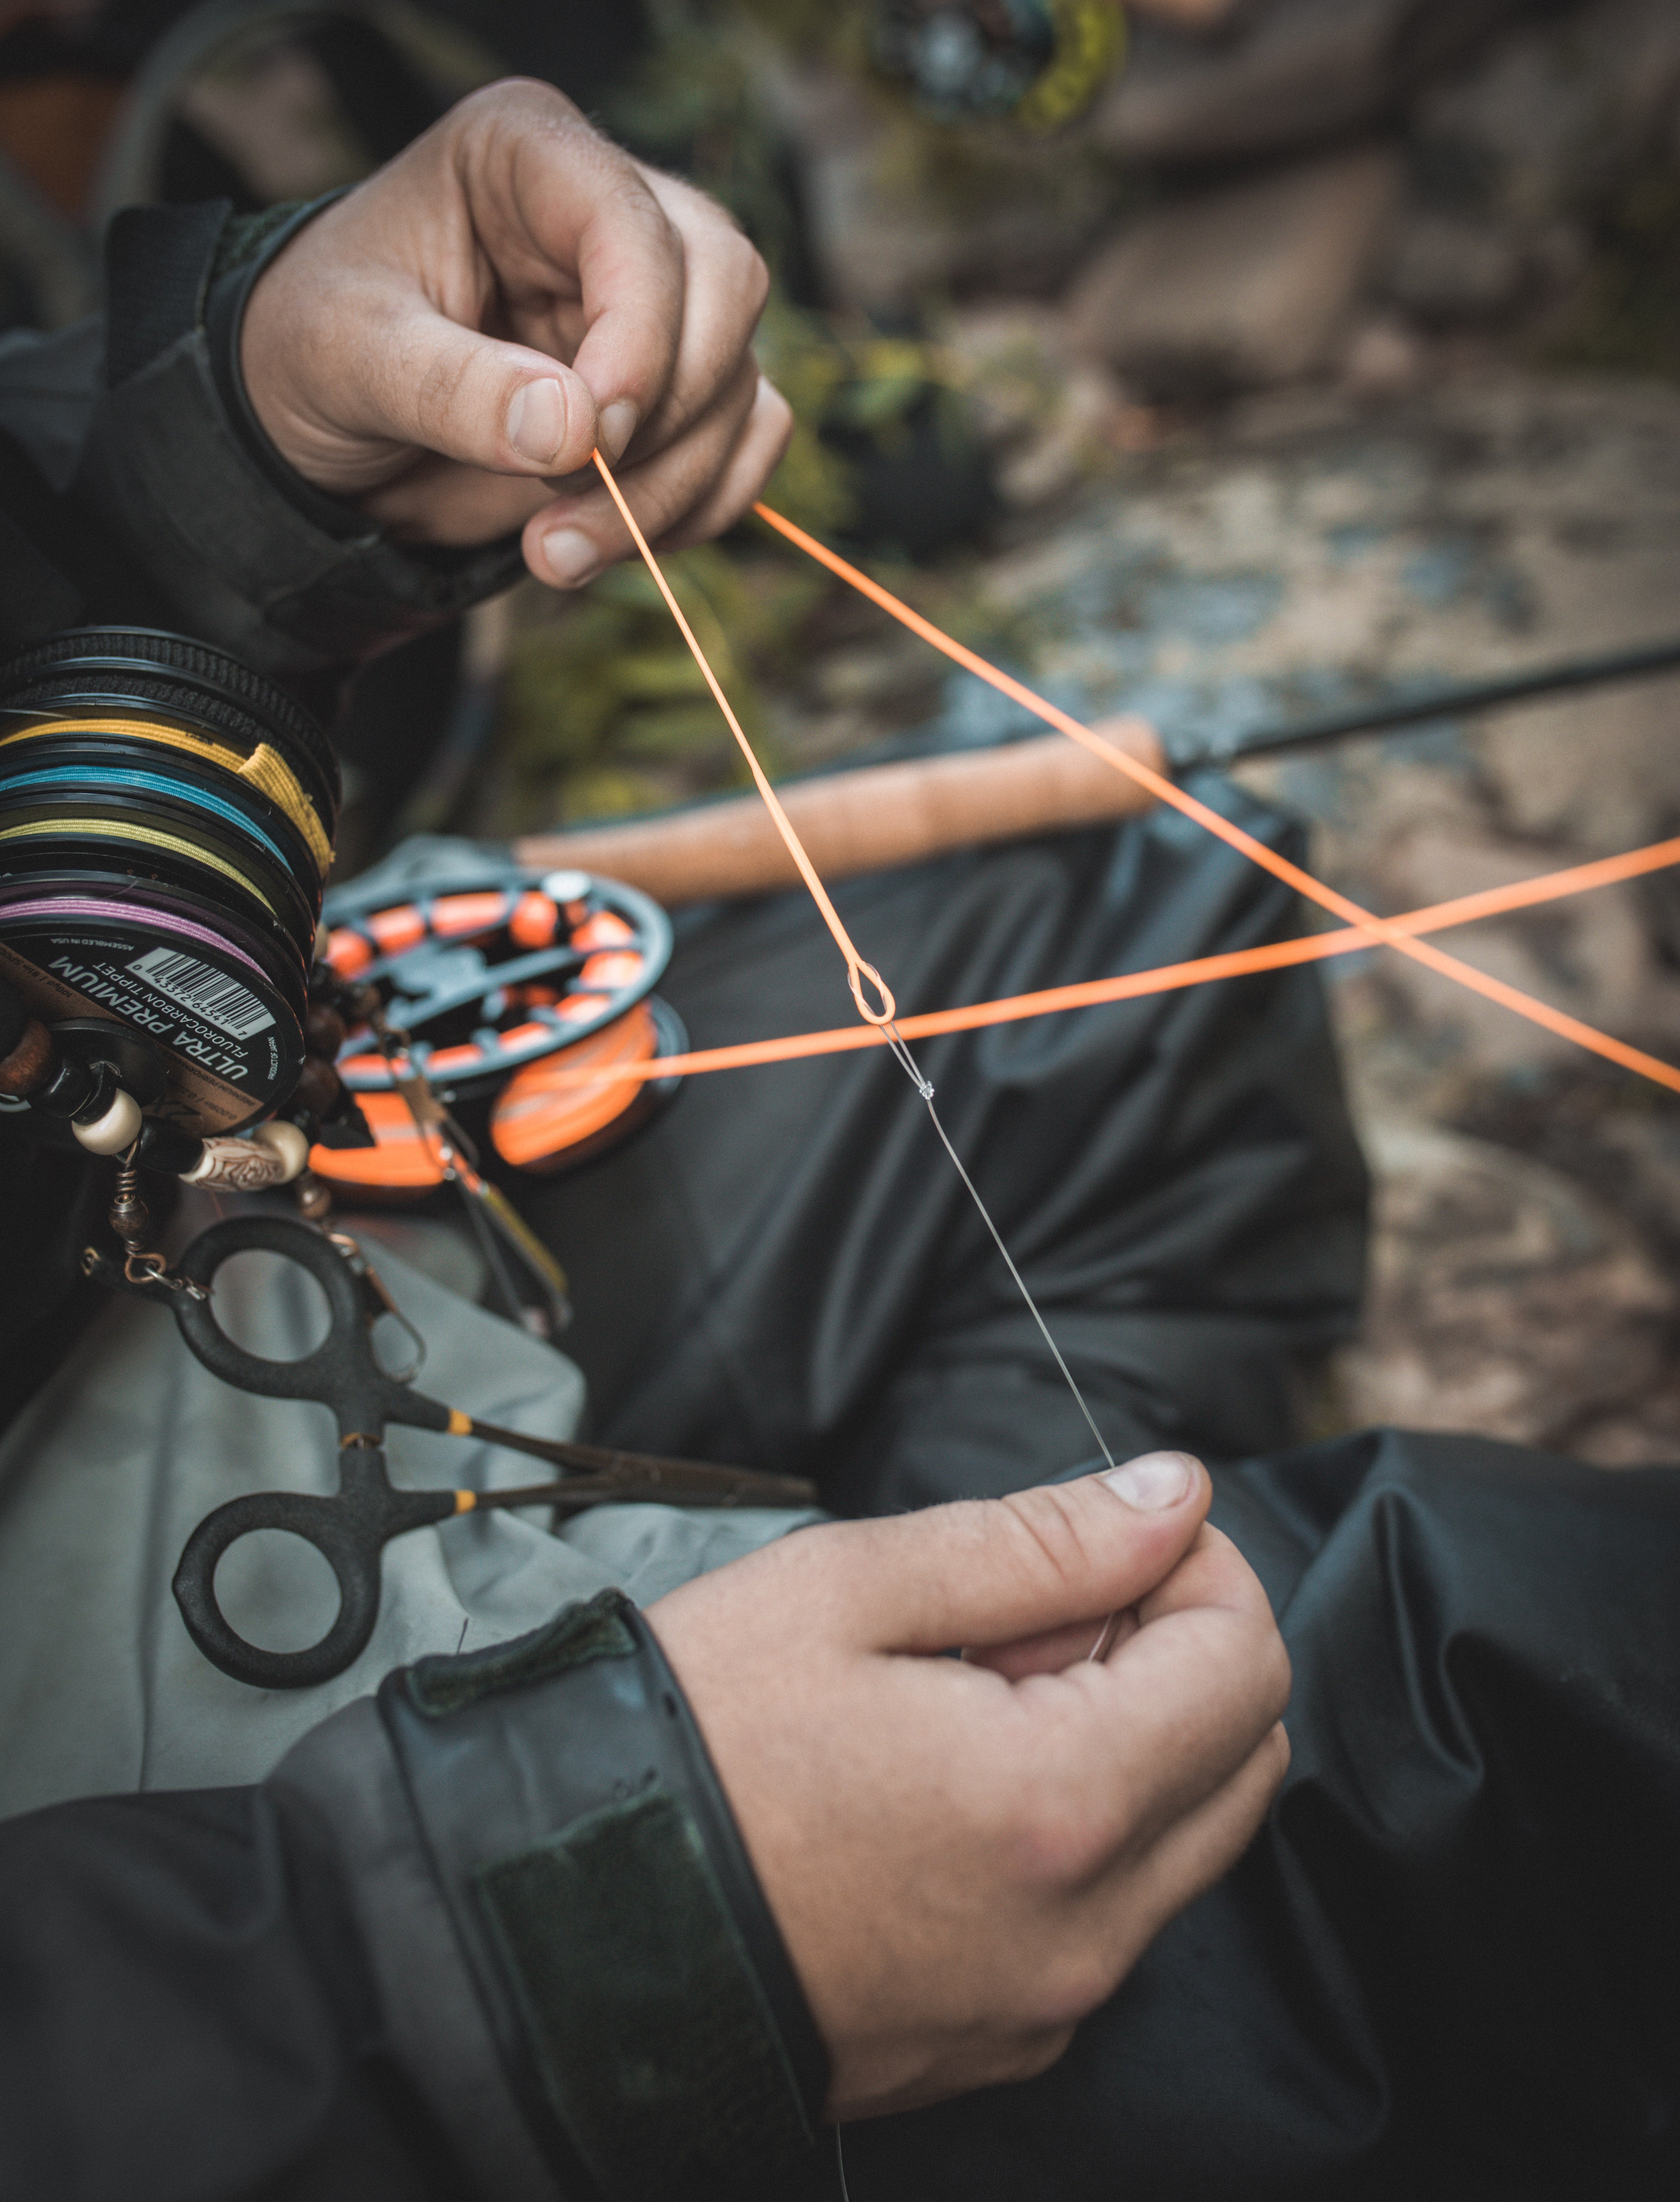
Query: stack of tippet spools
0 628 340 1186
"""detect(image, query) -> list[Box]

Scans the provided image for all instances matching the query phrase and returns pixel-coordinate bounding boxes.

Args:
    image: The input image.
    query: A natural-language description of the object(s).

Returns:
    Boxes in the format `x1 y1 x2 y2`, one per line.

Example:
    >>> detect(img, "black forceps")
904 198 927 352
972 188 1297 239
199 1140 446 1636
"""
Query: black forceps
168 1214 815 1690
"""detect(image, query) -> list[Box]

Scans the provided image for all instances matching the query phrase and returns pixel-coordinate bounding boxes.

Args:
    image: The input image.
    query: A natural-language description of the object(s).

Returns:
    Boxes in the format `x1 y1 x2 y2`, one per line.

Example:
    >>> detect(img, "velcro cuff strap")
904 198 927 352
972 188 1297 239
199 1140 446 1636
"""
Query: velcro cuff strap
79 193 522 681
378 1590 828 2202
103 200 230 389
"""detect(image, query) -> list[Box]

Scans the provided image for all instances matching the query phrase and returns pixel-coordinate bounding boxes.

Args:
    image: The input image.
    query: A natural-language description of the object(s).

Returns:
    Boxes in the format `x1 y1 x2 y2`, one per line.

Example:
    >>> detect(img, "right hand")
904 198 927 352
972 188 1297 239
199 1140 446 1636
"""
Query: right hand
648 1450 1290 2120
241 79 791 588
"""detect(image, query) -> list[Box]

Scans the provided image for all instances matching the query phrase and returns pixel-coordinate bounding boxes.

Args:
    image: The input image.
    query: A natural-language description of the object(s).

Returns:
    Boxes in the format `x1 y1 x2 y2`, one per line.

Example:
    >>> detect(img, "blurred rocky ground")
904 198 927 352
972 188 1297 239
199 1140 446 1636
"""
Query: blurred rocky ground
553 0 1680 1466
724 342 1680 1462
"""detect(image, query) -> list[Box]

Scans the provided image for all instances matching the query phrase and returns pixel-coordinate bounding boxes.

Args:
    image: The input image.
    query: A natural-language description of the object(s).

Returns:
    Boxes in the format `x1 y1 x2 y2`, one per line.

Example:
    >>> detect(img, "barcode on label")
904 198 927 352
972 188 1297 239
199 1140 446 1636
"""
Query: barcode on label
126 946 273 1038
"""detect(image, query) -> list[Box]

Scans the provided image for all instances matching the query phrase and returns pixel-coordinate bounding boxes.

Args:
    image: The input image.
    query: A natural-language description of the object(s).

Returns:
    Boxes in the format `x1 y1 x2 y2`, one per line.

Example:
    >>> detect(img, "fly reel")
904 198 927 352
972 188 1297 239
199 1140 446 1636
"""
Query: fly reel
310 862 687 1195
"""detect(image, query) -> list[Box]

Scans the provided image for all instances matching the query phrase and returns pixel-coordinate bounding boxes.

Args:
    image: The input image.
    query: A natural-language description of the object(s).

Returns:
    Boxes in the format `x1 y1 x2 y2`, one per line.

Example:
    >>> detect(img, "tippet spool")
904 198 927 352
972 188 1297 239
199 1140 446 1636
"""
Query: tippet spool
0 630 335 1140
309 862 686 1192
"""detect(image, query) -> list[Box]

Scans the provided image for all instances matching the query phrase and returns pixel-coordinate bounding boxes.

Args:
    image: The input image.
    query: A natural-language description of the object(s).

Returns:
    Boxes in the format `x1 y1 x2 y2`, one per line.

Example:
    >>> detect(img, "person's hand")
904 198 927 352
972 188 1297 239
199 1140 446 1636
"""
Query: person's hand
239 78 791 590
648 1451 1289 2119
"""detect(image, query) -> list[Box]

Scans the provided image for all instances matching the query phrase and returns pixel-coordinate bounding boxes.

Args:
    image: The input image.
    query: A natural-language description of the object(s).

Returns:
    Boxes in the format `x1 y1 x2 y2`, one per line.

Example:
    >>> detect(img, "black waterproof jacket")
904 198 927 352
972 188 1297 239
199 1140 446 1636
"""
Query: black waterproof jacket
0 201 827 2202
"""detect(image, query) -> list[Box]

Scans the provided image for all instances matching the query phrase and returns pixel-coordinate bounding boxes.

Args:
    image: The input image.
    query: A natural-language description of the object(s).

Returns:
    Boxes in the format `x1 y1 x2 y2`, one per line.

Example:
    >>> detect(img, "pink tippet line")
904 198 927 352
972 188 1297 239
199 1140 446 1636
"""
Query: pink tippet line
0 892 271 984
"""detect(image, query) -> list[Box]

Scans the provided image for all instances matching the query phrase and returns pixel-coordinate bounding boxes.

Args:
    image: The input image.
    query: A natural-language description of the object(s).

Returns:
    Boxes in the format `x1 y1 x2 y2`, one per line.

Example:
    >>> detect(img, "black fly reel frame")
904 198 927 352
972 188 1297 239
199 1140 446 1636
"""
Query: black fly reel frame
311 860 688 1199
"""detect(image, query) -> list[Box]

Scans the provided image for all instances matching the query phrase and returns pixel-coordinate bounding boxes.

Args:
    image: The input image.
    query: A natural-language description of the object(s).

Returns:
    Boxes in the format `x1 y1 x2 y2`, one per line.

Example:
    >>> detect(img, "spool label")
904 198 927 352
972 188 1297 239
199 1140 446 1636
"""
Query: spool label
0 922 296 1132
126 945 275 1039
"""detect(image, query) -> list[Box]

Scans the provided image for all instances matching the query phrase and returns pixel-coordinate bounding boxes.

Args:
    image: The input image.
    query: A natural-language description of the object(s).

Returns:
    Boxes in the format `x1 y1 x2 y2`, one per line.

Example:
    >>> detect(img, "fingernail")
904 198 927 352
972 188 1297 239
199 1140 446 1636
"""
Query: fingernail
598 399 639 464
541 527 599 586
507 378 566 464
1099 1452 1196 1512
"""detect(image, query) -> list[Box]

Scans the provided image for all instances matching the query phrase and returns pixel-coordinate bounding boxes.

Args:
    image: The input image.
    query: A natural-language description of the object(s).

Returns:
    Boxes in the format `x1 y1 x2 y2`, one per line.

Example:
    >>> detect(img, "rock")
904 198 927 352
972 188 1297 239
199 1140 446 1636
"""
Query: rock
1477 683 1680 861
1379 0 1680 323
1337 1120 1676 1450
1406 0 1680 228
1384 211 1526 322
1569 1378 1680 1464
1325 803 1680 1084
1091 0 1536 169
754 47 1127 309
1065 145 1403 394
1340 312 1428 396
943 302 1135 506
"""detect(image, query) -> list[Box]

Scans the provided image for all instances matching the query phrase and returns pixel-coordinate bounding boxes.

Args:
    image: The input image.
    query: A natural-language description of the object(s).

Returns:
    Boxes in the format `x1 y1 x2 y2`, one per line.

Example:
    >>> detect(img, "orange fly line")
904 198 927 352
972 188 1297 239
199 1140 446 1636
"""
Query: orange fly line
580 454 1680 1097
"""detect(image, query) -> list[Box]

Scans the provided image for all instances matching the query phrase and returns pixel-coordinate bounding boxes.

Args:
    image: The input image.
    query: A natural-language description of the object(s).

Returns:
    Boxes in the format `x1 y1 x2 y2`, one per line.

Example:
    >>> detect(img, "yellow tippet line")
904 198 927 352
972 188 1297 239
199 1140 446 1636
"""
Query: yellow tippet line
0 716 332 877
1017 0 1125 131
0 815 278 915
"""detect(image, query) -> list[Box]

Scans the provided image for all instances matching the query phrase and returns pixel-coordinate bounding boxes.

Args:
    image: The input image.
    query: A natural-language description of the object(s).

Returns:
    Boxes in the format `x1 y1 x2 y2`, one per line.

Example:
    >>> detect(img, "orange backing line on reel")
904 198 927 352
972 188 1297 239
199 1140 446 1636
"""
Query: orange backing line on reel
312 1003 665 1187
749 500 1680 1099
523 831 1680 1088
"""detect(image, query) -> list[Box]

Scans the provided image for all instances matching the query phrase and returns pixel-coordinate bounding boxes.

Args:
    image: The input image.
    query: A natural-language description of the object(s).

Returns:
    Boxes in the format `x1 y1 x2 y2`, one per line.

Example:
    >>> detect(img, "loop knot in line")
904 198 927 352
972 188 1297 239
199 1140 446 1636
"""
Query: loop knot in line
588 454 1112 1469
851 959 897 1027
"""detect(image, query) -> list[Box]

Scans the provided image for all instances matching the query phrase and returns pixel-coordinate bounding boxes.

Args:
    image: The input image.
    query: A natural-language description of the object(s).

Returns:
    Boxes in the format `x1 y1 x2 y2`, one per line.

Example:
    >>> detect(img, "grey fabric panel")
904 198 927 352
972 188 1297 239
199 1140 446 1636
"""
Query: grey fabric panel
0 1192 817 1817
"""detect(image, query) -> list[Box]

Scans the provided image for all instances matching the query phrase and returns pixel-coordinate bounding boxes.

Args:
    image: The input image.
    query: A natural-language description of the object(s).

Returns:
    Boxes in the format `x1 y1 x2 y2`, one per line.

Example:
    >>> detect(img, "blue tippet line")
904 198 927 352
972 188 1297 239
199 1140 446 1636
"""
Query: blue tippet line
0 764 295 876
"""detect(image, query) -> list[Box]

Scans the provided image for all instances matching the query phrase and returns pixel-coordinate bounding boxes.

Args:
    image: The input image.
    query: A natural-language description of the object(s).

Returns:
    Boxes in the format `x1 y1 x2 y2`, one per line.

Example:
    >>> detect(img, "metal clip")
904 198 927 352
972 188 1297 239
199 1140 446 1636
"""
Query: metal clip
91 1144 212 1300
327 1229 427 1383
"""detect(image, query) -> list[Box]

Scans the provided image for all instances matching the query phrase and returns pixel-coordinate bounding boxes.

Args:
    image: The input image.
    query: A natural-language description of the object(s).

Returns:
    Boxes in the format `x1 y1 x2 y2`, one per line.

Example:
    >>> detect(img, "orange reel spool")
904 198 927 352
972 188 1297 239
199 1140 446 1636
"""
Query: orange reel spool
307 863 683 1198
308 999 681 1196
308 1089 452 1196
489 997 661 1171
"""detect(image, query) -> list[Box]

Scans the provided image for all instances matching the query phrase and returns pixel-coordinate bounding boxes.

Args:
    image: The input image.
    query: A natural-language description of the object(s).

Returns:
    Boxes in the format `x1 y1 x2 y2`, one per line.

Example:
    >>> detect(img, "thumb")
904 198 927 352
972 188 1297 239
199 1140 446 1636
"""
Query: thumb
354 295 605 477
837 1453 1209 1656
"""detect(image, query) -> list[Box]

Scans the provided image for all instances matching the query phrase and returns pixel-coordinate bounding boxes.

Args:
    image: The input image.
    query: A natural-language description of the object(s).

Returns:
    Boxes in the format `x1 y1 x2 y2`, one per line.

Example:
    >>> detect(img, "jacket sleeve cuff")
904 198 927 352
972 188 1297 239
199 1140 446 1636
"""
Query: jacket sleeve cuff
74 197 524 685
267 1589 829 2202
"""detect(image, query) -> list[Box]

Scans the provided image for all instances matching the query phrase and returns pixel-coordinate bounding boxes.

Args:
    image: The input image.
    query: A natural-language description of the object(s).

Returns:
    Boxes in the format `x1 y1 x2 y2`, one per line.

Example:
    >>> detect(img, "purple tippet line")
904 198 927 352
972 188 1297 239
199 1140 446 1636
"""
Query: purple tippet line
0 894 271 987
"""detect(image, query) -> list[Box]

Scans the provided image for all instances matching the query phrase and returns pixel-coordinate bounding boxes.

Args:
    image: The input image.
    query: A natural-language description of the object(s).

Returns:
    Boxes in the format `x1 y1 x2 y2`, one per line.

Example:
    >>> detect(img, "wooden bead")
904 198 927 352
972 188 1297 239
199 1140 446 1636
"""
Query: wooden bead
109 1189 150 1244
291 1054 343 1117
181 1136 289 1192
304 1003 346 1059
0 1016 56 1098
294 1169 333 1222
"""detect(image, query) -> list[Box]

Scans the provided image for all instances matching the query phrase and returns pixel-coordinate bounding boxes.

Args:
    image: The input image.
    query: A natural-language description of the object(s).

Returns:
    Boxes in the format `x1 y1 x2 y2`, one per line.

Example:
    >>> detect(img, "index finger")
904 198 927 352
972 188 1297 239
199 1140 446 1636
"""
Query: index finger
573 167 770 454
1094 1524 1290 1837
419 81 685 464
1008 1526 1289 1877
500 101 686 453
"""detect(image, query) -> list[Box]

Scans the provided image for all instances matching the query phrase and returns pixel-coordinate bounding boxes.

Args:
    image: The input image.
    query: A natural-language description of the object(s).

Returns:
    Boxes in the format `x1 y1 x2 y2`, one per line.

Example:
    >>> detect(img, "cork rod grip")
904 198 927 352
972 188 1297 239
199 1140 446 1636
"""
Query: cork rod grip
514 720 1163 908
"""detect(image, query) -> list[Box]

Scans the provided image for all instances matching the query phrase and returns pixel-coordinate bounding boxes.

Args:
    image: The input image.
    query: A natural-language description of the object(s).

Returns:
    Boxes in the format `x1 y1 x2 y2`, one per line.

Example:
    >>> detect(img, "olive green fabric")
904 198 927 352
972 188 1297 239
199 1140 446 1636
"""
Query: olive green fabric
408 1588 640 1718
478 1785 813 2201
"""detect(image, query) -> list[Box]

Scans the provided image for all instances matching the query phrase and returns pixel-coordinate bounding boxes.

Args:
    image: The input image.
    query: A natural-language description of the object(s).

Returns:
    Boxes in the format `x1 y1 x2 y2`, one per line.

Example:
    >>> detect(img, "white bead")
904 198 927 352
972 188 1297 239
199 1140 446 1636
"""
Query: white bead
540 869 591 905
72 1088 143 1155
253 1119 310 1182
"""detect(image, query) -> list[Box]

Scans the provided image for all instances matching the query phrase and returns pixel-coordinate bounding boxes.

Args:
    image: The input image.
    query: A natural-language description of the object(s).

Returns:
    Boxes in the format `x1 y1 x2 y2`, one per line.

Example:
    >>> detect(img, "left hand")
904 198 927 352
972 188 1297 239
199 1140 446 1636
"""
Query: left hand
648 1455 1291 2119
239 78 792 590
